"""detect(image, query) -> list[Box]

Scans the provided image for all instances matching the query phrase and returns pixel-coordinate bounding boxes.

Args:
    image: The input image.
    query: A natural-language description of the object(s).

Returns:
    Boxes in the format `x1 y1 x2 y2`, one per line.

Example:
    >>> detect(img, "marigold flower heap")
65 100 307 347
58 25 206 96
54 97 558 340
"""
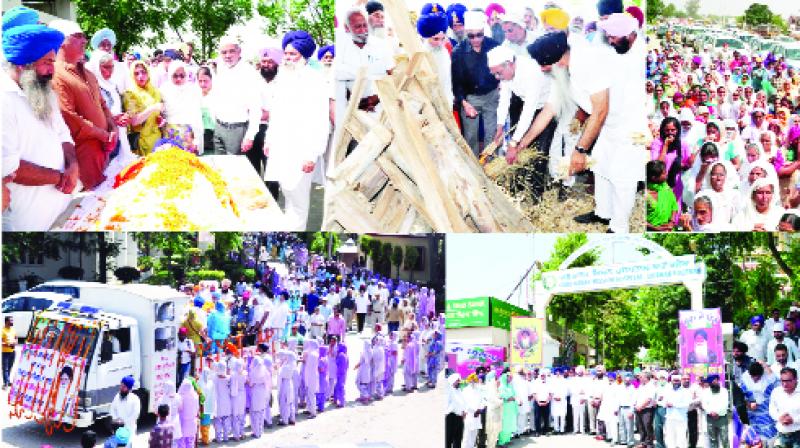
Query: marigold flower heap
100 147 240 230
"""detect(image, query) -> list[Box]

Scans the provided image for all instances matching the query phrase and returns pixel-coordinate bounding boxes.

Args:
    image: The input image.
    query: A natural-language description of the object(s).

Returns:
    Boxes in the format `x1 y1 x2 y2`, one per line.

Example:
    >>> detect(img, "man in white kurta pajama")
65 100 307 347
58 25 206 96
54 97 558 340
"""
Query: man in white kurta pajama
263 31 329 230
110 375 141 437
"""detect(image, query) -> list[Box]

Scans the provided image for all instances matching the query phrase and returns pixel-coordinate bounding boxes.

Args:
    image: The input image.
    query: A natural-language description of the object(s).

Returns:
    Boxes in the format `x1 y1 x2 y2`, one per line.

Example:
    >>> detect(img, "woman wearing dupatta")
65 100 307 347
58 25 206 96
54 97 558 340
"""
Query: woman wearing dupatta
122 60 163 155
160 60 203 154
498 372 517 446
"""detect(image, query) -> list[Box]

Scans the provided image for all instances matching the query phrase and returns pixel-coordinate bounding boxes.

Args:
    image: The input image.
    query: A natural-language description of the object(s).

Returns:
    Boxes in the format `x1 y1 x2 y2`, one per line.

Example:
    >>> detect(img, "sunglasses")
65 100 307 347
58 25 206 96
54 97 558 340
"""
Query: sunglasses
467 32 484 40
173 73 186 79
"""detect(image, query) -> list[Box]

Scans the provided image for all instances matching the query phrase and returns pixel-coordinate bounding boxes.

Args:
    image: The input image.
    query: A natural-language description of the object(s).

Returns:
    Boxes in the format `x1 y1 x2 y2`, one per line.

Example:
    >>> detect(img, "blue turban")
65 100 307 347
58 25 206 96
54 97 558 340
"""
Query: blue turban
282 30 316 60
121 375 135 389
704 374 720 384
597 0 624 16
623 372 634 380
3 24 64 66
421 2 444 15
163 49 179 60
417 9 448 38
193 297 205 308
90 28 116 50
445 3 467 28
527 31 569 67
212 291 221 300
750 315 765 326
317 44 334 60
133 52 141 60
607 372 617 380
2 6 39 32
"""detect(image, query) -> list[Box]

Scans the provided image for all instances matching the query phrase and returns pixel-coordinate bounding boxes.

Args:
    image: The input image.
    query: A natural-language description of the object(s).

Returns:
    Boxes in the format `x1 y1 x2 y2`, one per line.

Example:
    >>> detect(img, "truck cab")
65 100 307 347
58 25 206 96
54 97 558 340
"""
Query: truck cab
9 282 189 429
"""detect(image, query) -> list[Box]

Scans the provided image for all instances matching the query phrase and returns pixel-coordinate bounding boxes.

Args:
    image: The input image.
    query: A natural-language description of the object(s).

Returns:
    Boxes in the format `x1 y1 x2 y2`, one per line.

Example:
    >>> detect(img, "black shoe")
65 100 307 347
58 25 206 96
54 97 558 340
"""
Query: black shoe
606 228 614 233
574 211 610 225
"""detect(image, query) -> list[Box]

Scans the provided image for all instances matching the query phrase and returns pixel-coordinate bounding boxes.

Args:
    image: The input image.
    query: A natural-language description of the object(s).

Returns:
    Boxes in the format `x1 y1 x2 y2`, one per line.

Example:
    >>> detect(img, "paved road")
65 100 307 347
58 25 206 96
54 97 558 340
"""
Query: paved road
500 433 619 448
1 331 442 448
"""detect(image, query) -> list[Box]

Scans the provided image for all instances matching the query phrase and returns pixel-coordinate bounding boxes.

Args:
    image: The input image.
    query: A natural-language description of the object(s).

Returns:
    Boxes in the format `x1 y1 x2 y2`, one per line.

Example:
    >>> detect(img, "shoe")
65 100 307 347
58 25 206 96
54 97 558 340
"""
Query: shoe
606 228 614 233
574 211 610 225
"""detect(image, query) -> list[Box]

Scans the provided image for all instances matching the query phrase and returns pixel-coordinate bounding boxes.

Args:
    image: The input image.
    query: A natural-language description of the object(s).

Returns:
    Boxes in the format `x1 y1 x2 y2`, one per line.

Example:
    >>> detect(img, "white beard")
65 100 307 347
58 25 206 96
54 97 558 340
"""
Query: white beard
282 58 307 72
19 67 55 122
547 65 572 119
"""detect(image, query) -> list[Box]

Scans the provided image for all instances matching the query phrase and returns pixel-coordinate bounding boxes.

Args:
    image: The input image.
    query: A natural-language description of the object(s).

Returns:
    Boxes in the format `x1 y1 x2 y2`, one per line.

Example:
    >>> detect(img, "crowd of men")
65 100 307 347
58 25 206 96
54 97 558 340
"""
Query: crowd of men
82 233 444 446
645 21 800 232
446 364 730 448
2 6 333 231
336 0 647 233
733 305 800 448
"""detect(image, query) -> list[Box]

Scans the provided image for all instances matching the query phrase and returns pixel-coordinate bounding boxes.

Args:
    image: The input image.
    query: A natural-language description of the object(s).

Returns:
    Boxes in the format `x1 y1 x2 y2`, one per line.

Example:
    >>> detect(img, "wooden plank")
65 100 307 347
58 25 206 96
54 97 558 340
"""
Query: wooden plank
375 154 433 227
327 188 383 232
382 0 423 55
327 121 392 185
355 162 389 201
333 66 368 167
374 77 469 232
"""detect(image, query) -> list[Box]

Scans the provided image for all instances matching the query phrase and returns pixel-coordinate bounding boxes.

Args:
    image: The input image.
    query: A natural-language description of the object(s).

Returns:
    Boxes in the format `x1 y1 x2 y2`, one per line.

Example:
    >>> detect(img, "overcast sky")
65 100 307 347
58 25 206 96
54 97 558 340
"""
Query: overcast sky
445 234 665 308
664 0 800 18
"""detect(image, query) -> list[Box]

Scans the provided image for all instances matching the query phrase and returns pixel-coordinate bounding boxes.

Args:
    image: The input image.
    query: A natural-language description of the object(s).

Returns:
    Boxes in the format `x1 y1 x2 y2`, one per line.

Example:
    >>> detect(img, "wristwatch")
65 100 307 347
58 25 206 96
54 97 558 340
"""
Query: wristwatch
576 145 590 155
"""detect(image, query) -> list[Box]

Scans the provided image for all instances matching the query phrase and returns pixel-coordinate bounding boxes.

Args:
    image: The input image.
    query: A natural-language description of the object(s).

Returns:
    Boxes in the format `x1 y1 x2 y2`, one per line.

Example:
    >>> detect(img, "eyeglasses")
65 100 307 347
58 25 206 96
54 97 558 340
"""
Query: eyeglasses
173 73 186 79
467 32 484 40
780 378 797 383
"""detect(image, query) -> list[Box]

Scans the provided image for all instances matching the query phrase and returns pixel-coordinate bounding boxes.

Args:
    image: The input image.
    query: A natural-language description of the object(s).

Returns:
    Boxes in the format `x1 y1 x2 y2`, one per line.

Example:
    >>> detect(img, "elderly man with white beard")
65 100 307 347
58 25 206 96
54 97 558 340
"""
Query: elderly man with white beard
515 31 610 207
365 1 398 55
335 6 394 132
417 4 452 107
2 20 80 231
262 31 329 231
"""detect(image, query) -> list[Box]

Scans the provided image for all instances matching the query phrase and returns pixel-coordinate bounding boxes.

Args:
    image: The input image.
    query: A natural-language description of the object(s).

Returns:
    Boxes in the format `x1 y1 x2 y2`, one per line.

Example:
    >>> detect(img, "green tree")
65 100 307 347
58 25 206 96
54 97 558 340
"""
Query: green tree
741 3 774 27
647 0 665 23
391 245 404 278
404 246 420 282
74 0 166 54
168 0 254 60
257 0 335 46
685 0 701 18
381 243 394 277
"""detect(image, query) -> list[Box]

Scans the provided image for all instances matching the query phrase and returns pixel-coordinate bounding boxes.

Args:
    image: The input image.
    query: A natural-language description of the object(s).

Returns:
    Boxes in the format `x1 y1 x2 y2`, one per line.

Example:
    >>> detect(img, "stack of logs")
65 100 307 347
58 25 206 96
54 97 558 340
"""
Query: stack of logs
323 0 534 232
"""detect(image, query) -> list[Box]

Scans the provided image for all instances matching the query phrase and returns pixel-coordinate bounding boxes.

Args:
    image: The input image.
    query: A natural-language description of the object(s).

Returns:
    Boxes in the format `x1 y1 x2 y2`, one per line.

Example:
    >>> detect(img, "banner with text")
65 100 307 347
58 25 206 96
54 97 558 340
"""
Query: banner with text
679 308 725 384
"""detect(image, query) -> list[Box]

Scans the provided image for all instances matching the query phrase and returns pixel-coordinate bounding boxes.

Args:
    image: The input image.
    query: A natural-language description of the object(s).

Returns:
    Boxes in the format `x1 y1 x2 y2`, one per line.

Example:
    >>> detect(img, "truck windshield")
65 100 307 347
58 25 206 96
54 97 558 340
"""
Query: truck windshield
27 316 99 360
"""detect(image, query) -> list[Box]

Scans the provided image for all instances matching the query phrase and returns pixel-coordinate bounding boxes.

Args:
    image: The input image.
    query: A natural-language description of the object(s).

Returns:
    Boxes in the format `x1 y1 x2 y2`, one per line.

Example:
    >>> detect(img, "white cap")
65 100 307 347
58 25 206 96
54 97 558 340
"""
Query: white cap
464 10 484 31
501 10 526 29
49 19 83 37
218 34 240 48
679 108 695 123
487 45 515 67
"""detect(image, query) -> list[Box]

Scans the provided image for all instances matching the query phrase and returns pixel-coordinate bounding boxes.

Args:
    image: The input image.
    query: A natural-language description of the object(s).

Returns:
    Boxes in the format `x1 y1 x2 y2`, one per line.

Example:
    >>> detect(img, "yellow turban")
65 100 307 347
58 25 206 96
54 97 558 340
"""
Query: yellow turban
541 8 569 30
466 373 479 383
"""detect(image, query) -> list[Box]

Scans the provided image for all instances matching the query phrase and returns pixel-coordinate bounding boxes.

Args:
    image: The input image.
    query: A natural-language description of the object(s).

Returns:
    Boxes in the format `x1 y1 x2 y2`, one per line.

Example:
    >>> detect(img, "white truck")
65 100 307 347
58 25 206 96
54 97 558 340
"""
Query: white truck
9 281 190 428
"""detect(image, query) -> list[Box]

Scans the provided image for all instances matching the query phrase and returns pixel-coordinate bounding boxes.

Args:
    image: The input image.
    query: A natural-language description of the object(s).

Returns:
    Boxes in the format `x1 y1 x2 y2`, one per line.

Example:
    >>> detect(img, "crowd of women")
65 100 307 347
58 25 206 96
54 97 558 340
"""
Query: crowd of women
645 24 800 232
160 233 445 444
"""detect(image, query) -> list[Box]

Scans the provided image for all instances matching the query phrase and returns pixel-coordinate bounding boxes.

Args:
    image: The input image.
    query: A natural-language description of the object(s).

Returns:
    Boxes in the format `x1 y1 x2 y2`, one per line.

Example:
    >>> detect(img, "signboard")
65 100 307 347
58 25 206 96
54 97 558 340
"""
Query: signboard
679 308 725 384
541 255 705 294
490 297 528 330
152 351 177 406
446 343 506 379
510 317 544 367
9 317 98 424
446 297 490 328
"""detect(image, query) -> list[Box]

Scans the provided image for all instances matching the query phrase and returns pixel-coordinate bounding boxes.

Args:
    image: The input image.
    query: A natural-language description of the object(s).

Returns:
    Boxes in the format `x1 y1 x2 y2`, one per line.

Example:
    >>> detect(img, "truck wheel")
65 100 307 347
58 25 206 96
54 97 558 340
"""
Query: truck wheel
134 388 149 421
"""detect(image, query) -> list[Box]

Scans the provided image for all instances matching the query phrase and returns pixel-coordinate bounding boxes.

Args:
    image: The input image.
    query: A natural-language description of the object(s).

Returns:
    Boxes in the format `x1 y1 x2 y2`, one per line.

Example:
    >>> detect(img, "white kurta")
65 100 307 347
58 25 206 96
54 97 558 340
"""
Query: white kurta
2 72 74 230
423 41 453 107
109 392 141 435
161 83 204 154
262 63 329 230
497 56 551 143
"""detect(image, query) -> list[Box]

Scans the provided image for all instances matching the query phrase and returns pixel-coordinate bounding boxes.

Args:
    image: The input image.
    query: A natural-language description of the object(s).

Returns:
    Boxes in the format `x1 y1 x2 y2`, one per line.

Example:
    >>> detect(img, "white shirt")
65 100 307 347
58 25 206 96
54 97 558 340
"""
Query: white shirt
663 386 692 422
2 72 74 230
617 383 637 407
269 301 290 328
110 391 141 435
336 32 395 100
497 56 550 143
769 386 800 434
447 383 466 415
765 318 785 334
700 387 729 416
531 379 552 403
262 62 329 193
178 338 195 364
740 328 771 362
209 59 263 140
767 338 800 365
355 292 369 314
634 381 657 409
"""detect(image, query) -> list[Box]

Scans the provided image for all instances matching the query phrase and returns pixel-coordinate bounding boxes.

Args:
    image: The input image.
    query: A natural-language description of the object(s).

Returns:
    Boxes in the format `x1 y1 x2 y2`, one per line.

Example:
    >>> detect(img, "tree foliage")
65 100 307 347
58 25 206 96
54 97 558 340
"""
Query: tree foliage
685 0 701 18
167 0 254 60
74 0 165 55
257 0 335 46
742 3 774 27
391 246 404 278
